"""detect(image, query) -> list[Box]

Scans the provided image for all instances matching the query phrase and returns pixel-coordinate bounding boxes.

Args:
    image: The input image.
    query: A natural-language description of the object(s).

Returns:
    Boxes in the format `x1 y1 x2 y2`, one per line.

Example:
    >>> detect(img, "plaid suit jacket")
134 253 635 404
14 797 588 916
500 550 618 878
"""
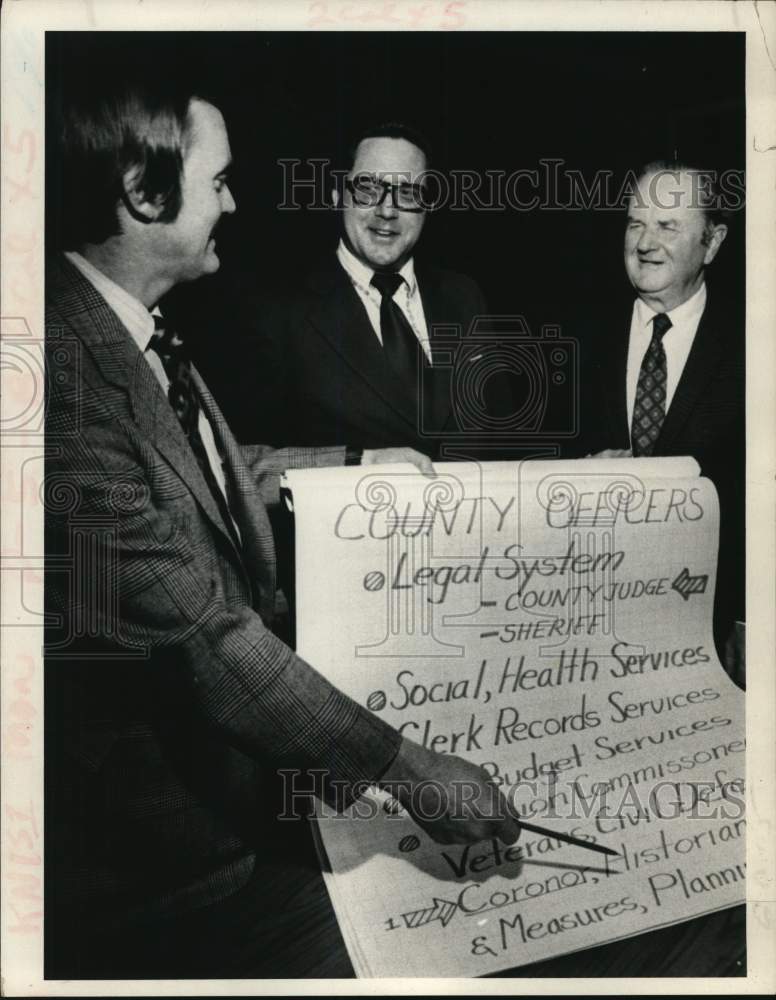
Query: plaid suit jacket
44 255 400 927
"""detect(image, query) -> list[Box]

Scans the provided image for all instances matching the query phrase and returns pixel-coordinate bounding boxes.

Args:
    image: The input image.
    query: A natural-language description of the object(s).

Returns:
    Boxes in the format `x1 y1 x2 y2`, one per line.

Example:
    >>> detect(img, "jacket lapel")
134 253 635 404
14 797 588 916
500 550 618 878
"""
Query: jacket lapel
657 296 723 452
127 353 243 557
600 302 633 447
304 264 421 431
194 371 276 615
50 256 245 562
416 267 456 432
606 293 724 453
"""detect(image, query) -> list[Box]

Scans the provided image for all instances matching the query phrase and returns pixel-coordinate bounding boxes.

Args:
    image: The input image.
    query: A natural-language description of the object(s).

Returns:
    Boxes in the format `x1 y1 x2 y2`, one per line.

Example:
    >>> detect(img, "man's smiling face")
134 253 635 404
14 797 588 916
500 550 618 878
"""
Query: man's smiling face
341 136 427 272
153 99 235 287
623 169 726 312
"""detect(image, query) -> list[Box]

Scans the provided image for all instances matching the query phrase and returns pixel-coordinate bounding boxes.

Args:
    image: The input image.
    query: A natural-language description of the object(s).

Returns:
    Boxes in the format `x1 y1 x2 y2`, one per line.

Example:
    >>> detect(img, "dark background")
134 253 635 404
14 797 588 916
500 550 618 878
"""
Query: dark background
46 30 745 408
41 31 748 980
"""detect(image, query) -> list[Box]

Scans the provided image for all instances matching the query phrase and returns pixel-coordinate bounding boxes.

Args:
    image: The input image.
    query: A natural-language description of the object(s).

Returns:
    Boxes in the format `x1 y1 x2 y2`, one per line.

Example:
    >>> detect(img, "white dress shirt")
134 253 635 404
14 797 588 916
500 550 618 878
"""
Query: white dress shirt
64 251 233 513
336 239 432 361
626 282 707 433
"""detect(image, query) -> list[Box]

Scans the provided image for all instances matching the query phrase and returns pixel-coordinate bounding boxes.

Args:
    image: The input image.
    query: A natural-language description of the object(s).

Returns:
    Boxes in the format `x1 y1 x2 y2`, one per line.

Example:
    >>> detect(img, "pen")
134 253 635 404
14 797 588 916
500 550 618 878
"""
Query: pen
517 819 619 858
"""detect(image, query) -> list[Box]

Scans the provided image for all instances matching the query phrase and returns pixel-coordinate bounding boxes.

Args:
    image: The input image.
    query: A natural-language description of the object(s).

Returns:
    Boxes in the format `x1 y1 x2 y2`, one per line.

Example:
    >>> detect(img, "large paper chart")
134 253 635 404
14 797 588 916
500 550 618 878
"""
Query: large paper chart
284 458 745 978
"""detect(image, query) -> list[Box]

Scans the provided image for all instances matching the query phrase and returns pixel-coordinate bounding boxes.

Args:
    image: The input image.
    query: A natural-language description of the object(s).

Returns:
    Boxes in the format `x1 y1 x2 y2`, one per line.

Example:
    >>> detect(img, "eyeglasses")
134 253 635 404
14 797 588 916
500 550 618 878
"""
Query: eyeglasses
345 174 430 213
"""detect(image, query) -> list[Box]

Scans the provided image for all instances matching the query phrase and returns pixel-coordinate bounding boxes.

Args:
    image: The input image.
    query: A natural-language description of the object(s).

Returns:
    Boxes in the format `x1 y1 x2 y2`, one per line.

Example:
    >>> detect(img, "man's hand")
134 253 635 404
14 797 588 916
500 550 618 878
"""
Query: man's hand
362 447 435 477
586 448 632 459
378 737 521 846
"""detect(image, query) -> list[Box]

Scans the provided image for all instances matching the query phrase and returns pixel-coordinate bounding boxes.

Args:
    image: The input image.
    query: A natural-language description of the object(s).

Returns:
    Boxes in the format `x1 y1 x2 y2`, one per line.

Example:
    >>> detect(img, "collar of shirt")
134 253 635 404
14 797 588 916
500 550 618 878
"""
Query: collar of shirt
65 250 157 352
633 282 707 338
336 239 418 300
335 238 430 360
626 281 707 431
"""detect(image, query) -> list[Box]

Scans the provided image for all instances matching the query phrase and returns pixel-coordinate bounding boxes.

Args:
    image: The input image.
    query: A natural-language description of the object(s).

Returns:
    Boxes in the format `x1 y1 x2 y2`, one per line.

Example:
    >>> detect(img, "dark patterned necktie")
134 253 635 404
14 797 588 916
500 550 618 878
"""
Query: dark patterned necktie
147 316 240 548
631 312 672 457
370 271 424 397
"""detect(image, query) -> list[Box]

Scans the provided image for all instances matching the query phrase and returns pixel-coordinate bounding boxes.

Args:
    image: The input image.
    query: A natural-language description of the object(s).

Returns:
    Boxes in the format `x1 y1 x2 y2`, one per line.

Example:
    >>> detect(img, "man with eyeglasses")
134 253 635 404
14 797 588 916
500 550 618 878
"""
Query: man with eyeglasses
228 122 492 460
44 49 523 977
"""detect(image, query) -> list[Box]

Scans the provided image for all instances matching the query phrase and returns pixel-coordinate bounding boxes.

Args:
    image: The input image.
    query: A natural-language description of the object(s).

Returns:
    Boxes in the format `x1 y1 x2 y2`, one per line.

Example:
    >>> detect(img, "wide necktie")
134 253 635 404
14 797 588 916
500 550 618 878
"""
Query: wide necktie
370 271 424 399
147 316 240 548
631 311 672 457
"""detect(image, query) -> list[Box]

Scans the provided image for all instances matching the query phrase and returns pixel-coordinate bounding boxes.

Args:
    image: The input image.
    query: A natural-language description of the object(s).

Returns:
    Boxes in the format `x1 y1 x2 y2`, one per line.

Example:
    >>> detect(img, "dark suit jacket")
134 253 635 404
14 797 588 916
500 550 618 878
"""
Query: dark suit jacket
44 255 400 933
222 260 506 460
577 287 745 643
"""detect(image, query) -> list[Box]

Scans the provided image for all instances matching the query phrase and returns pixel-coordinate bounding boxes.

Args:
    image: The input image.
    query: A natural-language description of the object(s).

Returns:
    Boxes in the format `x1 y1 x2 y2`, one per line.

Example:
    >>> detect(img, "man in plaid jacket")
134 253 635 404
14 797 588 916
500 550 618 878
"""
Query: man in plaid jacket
44 55 519 977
